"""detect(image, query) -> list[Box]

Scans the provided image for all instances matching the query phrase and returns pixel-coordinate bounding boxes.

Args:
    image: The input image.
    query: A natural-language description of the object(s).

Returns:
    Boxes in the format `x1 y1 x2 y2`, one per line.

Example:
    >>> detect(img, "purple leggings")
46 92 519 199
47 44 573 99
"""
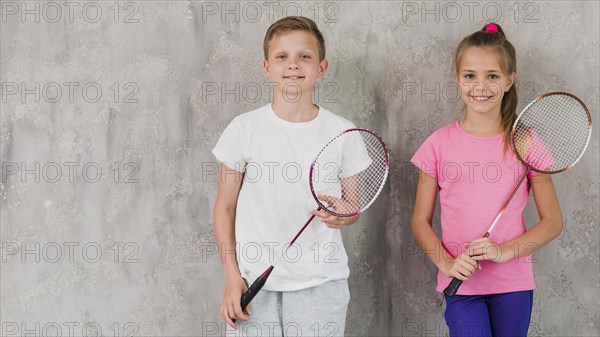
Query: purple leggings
444 290 533 337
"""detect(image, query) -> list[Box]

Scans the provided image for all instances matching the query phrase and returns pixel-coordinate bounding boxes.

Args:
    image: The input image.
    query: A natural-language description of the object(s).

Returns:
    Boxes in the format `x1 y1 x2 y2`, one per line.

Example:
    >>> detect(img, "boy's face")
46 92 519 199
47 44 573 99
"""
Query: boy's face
263 30 328 100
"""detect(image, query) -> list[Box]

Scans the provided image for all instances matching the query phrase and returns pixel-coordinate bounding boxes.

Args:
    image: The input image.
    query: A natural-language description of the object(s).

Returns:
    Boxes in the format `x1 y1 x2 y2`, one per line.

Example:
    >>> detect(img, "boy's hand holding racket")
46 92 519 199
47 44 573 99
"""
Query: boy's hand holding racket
311 194 360 228
221 274 250 328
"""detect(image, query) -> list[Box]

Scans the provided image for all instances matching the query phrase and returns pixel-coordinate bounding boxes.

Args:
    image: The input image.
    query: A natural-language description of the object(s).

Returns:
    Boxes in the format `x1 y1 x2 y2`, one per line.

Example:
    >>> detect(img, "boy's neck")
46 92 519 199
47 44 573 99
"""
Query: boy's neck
271 96 319 123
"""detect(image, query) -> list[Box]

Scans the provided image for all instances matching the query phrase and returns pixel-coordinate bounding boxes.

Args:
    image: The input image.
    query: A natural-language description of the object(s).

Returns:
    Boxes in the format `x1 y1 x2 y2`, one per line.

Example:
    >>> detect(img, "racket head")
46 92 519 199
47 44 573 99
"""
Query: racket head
512 92 592 174
309 128 389 217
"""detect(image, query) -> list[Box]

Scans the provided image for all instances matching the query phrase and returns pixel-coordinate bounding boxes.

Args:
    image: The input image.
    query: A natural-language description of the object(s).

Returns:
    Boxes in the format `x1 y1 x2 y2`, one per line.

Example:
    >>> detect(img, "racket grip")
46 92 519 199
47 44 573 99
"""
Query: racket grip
444 278 463 297
232 266 274 323
240 274 267 312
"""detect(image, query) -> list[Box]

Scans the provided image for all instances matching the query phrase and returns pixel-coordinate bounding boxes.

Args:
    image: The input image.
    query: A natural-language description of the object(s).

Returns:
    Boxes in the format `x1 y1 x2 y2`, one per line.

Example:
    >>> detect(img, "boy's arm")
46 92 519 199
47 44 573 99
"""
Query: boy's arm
412 171 478 280
213 163 249 327
214 163 243 277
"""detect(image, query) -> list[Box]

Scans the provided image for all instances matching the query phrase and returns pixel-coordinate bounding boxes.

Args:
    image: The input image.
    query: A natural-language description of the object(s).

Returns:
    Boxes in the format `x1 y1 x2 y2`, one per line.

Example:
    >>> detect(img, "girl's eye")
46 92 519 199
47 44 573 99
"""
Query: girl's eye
489 74 499 79
464 74 474 79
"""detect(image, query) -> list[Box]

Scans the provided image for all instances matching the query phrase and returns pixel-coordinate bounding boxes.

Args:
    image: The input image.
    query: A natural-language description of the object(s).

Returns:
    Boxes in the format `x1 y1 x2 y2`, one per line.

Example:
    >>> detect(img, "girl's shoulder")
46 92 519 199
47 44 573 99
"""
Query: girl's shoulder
425 122 460 144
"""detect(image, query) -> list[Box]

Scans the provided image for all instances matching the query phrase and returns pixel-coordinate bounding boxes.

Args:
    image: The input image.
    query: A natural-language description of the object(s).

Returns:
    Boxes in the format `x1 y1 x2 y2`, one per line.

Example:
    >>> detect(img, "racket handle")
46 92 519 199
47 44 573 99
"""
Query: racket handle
233 266 274 323
444 278 463 297
241 274 267 311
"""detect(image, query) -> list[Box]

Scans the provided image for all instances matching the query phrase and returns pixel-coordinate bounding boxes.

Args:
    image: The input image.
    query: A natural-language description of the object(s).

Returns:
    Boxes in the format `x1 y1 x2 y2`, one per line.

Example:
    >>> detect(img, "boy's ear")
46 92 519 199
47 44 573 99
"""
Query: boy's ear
263 59 270 76
317 59 329 80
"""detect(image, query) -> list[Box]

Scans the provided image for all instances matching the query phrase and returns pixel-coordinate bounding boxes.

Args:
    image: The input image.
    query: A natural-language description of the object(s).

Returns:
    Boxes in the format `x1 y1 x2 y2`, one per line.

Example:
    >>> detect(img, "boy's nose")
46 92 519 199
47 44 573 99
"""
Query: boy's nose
287 62 299 69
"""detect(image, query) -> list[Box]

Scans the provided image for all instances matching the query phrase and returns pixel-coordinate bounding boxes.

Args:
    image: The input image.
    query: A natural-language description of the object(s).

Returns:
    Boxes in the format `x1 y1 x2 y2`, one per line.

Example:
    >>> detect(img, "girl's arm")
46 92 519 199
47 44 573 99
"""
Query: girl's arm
412 171 479 280
468 174 563 263
213 164 248 328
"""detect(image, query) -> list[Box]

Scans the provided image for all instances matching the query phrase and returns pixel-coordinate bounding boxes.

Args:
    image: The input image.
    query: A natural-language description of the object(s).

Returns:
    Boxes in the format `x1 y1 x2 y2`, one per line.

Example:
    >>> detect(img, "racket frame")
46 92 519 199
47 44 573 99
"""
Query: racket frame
309 128 390 217
512 92 592 175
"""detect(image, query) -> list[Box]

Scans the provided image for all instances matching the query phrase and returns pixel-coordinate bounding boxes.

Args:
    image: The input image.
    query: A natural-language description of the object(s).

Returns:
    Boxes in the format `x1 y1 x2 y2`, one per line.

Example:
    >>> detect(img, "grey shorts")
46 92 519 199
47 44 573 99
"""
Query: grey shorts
227 279 350 337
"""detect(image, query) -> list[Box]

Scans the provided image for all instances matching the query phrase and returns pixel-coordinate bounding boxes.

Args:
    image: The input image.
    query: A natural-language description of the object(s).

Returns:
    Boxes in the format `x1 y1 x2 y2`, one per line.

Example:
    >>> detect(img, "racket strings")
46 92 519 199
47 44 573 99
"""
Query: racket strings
312 130 389 216
357 134 387 210
342 133 387 213
514 94 591 173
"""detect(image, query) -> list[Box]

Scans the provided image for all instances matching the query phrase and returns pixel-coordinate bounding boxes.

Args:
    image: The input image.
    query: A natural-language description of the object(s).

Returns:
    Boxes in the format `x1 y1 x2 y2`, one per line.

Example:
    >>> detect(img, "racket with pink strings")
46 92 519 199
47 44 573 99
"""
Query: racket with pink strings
444 92 592 297
238 128 389 314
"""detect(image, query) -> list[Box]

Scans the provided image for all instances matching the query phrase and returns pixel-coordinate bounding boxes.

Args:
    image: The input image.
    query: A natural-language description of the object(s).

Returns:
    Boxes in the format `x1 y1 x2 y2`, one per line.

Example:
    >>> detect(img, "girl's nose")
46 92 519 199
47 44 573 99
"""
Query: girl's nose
474 80 490 93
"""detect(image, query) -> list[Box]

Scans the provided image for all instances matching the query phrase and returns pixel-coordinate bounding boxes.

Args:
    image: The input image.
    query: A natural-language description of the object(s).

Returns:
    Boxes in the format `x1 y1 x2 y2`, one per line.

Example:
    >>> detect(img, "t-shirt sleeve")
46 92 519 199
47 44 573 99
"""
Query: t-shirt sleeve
339 131 373 178
524 128 555 179
410 133 439 180
212 118 246 172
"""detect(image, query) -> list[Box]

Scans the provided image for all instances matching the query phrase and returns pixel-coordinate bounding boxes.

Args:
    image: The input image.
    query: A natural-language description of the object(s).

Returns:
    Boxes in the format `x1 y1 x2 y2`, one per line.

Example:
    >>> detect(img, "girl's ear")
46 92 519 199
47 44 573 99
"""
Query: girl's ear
505 72 516 92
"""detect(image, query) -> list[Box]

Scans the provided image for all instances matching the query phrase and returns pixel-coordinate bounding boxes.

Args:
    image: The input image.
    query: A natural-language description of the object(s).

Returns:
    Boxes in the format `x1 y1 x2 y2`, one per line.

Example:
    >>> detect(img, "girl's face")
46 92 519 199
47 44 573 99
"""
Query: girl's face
457 47 515 118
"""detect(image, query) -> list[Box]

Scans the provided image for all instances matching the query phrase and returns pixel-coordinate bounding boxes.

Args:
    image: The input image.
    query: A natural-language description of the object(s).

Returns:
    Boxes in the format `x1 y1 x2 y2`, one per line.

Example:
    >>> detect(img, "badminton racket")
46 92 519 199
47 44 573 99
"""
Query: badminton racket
238 128 389 314
444 92 592 297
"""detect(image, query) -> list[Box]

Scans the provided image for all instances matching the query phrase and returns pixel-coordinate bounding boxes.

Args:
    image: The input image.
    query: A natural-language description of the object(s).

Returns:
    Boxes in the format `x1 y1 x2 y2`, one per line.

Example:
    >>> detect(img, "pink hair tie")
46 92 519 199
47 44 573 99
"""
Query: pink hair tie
485 23 499 32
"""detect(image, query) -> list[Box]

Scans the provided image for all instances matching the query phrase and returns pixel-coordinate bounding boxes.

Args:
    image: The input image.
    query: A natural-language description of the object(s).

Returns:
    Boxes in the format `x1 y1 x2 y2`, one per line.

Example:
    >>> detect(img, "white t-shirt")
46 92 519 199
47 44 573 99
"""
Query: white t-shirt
212 104 355 291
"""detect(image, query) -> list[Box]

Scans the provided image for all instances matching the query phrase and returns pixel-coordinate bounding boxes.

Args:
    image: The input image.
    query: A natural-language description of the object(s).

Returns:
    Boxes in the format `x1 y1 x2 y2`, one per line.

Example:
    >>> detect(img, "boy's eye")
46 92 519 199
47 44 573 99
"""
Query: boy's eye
276 55 286 60
300 54 311 59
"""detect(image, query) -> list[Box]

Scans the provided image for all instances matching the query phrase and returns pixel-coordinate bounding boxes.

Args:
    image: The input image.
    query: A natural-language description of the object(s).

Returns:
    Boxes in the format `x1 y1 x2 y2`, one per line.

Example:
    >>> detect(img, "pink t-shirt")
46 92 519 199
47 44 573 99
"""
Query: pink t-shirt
411 122 537 295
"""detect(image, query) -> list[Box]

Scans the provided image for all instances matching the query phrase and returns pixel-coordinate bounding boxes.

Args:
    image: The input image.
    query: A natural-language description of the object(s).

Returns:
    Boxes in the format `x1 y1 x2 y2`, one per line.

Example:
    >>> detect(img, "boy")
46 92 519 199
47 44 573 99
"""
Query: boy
212 16 358 336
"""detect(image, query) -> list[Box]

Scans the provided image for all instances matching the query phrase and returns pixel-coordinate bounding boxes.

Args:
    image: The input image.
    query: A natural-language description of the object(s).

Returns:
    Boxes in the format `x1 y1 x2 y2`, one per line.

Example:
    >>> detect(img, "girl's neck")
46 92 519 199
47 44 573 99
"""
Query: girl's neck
460 110 503 137
272 96 319 123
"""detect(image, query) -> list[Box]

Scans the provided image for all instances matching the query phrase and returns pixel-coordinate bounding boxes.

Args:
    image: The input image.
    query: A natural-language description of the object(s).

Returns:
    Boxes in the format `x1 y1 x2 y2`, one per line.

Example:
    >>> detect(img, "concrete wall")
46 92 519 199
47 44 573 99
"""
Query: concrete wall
1 1 598 336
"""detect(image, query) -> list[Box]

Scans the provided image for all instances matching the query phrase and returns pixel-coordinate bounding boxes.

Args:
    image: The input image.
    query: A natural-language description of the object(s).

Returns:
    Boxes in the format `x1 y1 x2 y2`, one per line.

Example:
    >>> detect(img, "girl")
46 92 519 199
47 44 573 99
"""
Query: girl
411 23 563 337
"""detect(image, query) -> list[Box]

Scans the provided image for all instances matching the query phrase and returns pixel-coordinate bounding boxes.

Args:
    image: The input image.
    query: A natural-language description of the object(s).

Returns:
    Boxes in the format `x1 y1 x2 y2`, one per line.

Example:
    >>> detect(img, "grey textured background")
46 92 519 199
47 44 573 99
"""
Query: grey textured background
1 1 598 336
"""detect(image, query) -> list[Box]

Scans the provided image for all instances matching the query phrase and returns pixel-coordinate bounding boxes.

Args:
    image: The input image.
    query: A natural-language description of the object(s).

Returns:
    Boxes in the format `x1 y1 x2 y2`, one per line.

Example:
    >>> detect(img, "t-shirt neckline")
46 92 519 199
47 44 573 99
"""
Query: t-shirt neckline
455 121 503 141
268 103 323 128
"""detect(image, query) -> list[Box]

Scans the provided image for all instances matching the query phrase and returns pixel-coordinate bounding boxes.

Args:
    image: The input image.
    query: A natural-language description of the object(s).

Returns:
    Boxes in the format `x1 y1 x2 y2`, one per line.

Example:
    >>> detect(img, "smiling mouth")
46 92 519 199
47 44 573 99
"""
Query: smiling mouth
284 76 305 80
470 95 493 102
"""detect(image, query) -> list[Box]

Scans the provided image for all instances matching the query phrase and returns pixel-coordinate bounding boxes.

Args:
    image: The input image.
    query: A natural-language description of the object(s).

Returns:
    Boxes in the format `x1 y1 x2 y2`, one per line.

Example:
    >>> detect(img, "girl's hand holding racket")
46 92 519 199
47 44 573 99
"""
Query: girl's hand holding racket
311 194 360 228
221 275 250 328
466 237 509 263
440 252 480 281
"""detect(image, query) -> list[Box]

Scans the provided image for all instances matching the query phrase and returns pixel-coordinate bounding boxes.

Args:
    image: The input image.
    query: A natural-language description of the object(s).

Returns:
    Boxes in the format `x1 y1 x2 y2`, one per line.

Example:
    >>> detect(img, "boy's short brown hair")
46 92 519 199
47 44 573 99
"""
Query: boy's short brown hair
263 16 326 61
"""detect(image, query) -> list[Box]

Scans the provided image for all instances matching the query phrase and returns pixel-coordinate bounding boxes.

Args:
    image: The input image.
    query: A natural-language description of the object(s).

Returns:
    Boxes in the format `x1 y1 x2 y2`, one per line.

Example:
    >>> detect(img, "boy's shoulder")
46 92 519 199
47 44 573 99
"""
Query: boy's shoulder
232 104 270 126
317 106 356 129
